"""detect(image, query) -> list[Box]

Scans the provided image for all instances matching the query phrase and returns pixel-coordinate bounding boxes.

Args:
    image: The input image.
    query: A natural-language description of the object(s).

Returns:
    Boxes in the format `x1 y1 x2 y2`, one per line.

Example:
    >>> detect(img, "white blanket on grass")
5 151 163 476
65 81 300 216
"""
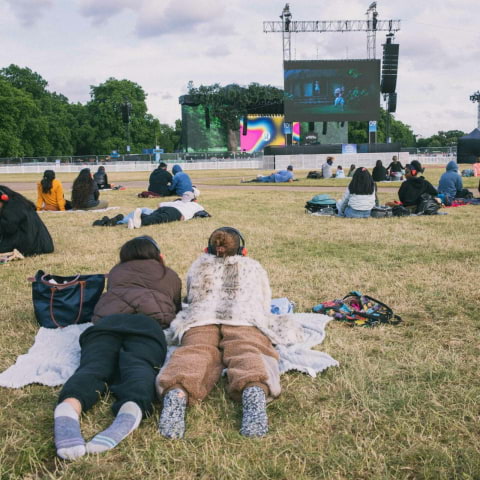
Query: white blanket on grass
38 206 120 214
0 314 338 389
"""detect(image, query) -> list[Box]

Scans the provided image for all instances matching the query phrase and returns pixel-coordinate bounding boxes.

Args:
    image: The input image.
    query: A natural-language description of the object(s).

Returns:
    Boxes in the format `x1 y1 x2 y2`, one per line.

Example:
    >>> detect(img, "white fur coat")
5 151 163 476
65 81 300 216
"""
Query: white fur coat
167 254 306 346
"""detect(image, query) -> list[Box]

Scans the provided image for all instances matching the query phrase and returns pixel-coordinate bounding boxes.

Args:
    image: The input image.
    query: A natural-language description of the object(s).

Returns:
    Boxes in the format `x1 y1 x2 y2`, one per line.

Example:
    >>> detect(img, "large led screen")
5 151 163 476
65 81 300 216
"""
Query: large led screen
239 115 299 153
284 59 380 122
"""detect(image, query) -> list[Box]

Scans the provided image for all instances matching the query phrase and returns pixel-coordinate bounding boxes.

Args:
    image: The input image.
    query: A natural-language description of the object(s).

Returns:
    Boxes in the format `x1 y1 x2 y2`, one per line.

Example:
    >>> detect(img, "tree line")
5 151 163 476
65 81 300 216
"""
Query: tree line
0 65 467 157
0 64 181 158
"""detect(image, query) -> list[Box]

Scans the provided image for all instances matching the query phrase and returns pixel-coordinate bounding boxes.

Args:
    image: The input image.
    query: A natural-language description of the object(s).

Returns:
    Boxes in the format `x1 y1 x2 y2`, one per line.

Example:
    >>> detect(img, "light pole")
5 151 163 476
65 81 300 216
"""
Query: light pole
121 98 132 154
470 91 480 129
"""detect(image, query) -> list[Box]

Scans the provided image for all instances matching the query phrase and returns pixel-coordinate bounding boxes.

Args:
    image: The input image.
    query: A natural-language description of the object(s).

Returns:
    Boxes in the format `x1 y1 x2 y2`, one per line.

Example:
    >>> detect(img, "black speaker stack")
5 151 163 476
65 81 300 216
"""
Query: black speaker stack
381 37 399 113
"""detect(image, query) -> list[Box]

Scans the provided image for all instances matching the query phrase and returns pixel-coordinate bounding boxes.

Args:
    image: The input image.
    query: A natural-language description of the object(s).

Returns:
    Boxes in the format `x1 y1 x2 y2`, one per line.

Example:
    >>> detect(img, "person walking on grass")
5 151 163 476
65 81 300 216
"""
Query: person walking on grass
53 236 181 460
157 227 283 439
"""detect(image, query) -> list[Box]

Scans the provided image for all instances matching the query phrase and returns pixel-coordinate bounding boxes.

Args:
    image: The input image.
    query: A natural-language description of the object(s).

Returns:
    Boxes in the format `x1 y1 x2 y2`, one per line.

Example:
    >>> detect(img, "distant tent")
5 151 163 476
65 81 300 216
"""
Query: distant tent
457 128 480 164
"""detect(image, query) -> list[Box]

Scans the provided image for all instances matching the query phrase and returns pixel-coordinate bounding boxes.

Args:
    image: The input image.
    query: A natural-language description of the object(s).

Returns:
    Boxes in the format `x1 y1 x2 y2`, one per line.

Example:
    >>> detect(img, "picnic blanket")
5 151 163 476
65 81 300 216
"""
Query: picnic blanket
38 206 121 214
0 313 337 388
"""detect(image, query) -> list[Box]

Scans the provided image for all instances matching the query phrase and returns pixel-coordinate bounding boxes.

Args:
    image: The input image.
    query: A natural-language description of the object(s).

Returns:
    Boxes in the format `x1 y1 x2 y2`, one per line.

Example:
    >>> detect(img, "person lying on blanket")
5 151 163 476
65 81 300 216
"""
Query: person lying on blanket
53 236 181 461
157 227 286 439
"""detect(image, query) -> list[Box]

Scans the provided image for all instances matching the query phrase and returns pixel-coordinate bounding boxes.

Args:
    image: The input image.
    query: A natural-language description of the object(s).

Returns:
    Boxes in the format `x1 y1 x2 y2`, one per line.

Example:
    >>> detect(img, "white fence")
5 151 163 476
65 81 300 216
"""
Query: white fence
0 153 454 174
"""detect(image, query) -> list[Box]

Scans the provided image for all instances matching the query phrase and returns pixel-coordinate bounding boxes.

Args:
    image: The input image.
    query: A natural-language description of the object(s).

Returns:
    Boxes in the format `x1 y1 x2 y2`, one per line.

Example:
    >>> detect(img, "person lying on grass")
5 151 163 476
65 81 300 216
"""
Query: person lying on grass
157 227 282 439
242 165 295 183
53 236 181 460
92 191 208 228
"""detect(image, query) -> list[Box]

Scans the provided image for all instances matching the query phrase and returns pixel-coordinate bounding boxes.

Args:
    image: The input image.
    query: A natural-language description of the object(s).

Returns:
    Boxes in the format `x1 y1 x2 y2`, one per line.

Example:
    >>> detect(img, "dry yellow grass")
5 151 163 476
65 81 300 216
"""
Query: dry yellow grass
0 171 479 479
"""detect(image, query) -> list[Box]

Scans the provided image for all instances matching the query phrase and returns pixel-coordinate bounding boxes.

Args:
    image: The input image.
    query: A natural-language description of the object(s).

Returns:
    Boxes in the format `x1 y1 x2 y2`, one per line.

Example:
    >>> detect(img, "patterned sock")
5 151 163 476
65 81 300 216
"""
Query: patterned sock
54 402 86 460
240 386 268 437
158 389 187 439
86 402 142 454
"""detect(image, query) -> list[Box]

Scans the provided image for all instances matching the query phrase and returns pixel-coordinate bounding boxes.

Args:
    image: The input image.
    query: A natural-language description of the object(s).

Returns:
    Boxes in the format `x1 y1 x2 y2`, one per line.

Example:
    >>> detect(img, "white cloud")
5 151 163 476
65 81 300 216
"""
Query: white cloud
5 0 53 26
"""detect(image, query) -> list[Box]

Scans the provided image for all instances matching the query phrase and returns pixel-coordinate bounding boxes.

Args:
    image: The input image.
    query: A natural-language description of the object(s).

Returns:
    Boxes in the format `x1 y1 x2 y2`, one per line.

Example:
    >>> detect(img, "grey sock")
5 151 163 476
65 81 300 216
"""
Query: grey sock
86 401 142 454
158 388 187 439
240 386 268 437
54 402 86 460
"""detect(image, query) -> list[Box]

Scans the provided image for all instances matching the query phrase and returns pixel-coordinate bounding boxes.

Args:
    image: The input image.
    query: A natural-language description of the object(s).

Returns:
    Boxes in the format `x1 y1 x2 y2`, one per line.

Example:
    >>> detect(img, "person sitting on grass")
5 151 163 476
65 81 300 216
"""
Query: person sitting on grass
347 164 356 177
169 164 193 196
337 168 377 218
0 185 54 257
438 161 469 200
387 155 404 181
335 165 345 178
36 170 69 211
92 191 208 228
371 160 388 182
71 168 108 210
53 236 181 461
144 162 173 197
395 160 438 211
242 165 294 183
321 157 334 179
157 227 282 439
93 166 111 190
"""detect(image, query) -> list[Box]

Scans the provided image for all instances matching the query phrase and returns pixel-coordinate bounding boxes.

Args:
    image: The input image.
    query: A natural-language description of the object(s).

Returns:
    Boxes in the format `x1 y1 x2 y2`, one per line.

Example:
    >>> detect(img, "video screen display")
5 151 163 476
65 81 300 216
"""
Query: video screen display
284 59 380 122
239 115 299 153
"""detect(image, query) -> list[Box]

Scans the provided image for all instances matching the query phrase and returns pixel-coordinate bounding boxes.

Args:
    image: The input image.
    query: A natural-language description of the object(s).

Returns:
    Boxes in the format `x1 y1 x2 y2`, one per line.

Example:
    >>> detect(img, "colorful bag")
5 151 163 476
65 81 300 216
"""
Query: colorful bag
31 270 106 328
312 291 402 327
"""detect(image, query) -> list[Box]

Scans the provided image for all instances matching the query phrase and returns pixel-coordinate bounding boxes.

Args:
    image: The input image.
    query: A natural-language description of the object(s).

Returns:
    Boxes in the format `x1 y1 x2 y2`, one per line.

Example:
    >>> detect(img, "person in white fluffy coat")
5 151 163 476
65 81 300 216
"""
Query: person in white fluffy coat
157 227 302 440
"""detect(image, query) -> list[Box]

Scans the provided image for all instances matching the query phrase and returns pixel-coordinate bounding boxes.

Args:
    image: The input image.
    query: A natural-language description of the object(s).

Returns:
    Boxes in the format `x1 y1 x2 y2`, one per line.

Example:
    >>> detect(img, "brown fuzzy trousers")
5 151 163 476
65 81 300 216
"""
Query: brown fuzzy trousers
156 324 281 404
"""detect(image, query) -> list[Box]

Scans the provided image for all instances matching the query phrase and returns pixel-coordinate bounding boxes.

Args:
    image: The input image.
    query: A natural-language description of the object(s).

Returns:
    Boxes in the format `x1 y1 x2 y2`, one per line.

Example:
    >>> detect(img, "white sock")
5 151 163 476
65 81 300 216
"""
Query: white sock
54 402 86 460
86 402 142 454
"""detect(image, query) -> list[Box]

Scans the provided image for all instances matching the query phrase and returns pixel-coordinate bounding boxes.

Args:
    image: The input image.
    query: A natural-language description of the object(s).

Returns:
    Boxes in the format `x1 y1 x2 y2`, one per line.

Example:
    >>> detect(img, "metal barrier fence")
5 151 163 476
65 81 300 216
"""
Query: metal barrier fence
0 151 263 166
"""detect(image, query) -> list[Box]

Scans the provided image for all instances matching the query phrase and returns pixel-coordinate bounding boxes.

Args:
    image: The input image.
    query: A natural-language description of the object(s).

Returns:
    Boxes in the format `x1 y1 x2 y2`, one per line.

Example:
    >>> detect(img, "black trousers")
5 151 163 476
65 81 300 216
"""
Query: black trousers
58 314 167 416
141 206 182 226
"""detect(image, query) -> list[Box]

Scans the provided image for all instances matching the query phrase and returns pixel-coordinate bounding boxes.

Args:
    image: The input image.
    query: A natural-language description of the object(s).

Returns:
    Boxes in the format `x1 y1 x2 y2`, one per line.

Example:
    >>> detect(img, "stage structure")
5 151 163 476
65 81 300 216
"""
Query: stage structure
264 3 401 142
263 3 400 62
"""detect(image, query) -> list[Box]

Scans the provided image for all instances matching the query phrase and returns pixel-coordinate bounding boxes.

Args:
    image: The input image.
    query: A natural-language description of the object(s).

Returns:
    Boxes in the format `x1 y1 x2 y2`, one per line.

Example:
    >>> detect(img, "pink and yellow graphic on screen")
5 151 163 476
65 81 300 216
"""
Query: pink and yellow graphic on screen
240 115 300 153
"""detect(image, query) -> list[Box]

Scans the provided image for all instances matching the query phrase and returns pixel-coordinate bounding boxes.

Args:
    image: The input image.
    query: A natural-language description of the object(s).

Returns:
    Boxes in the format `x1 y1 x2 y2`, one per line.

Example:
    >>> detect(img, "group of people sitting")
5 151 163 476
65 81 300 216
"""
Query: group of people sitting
337 159 474 217
36 167 110 212
53 228 288 460
140 163 194 197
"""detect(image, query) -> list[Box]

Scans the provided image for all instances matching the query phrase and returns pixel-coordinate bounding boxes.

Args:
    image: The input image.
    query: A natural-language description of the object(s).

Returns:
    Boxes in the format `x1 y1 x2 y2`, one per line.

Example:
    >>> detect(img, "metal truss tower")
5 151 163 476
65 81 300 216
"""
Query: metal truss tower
470 91 480 128
265 2 400 61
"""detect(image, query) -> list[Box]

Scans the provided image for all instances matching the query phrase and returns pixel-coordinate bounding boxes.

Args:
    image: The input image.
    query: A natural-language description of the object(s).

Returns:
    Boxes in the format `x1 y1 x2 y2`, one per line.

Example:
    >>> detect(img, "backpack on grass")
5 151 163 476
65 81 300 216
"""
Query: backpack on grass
312 291 402 327
305 194 338 214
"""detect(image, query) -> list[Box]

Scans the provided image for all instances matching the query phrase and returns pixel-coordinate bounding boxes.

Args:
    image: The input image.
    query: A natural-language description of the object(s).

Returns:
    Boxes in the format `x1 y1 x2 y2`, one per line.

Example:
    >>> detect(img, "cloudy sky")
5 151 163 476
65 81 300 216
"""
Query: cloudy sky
1 0 479 137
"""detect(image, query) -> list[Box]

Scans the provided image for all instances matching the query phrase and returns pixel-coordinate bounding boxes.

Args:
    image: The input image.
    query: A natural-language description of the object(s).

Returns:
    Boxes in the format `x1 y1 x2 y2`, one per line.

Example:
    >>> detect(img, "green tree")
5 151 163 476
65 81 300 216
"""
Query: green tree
348 109 416 147
87 78 160 154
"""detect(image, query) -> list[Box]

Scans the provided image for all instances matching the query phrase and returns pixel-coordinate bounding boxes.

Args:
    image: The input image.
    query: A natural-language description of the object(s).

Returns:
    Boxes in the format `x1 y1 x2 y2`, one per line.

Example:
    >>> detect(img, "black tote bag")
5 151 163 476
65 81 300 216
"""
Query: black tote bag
31 270 106 328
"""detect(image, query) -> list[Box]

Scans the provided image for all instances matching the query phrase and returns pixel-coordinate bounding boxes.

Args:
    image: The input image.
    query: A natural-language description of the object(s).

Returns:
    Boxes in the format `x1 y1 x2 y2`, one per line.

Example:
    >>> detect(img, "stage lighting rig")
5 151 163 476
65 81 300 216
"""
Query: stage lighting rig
264 3 400 60
470 90 480 128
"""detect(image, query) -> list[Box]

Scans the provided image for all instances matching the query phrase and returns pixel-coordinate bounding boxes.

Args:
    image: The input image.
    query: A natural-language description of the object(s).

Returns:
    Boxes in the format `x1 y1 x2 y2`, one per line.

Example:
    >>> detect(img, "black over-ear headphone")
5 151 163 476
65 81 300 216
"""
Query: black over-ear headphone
136 235 161 253
0 189 9 202
205 227 247 256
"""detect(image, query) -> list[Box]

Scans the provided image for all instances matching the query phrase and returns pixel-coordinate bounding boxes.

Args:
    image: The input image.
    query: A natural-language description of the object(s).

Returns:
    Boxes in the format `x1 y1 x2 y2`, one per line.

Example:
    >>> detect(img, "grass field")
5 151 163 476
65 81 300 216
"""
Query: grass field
0 167 479 479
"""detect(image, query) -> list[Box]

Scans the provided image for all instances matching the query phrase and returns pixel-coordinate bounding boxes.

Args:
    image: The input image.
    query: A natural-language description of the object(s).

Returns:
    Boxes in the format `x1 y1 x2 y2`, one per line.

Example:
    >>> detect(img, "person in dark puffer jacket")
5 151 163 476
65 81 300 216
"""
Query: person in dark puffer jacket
53 236 181 461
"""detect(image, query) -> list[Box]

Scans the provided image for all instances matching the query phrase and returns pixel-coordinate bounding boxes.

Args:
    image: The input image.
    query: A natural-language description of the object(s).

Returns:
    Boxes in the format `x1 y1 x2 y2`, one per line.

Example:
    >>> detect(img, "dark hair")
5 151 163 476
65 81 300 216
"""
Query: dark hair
159 162 167 168
337 165 343 170
327 156 334 164
71 168 94 208
348 167 375 195
41 170 56 194
119 236 163 264
375 160 383 168
409 160 424 174
0 185 36 212
96 166 105 173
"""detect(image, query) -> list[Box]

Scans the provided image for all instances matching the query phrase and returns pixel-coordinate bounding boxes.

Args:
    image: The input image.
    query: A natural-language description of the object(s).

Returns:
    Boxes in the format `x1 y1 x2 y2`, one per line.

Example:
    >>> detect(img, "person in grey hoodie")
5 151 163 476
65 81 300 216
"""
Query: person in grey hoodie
438 161 464 200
